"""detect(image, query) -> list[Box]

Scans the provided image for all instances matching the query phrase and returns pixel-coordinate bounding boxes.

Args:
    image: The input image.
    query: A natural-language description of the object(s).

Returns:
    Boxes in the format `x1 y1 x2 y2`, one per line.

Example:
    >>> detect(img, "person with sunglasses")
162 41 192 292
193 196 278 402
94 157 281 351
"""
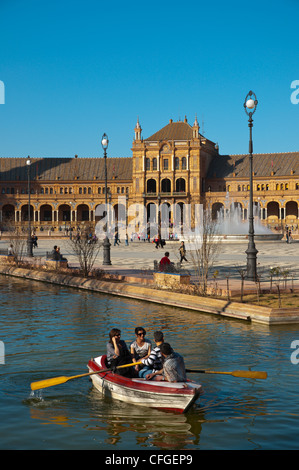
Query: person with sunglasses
130 327 152 378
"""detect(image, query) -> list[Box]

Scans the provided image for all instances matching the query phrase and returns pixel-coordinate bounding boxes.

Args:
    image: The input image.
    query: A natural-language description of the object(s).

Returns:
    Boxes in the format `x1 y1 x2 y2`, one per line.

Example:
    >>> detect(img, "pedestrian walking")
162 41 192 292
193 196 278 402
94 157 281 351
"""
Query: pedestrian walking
179 241 188 262
114 231 120 246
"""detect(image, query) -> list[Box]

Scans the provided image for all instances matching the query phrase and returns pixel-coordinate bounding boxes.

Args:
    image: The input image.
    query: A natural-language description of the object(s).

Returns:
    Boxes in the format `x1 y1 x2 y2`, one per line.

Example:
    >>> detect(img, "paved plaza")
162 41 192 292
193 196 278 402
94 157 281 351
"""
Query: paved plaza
1 236 299 287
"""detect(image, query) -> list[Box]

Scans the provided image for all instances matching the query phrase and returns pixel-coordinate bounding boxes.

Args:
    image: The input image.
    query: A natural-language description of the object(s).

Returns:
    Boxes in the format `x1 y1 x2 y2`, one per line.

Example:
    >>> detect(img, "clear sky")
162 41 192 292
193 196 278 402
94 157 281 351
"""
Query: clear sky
1 0 299 159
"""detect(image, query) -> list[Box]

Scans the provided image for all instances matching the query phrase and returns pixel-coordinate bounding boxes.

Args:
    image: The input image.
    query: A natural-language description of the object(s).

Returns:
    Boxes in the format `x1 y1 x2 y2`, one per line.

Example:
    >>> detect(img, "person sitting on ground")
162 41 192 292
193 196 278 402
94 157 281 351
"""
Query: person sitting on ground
147 342 187 383
56 246 68 262
106 328 135 378
142 331 164 381
51 245 60 260
159 252 172 272
130 327 152 378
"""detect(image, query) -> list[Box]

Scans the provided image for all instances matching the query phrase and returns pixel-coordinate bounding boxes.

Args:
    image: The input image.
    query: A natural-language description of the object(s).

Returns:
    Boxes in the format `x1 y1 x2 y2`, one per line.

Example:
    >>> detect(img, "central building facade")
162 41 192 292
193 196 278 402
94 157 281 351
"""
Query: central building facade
0 116 298 234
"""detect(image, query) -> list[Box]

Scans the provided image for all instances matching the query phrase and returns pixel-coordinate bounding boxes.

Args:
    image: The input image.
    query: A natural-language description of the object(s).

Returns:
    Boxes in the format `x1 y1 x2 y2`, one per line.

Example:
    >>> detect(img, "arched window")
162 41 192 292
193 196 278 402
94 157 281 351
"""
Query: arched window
145 158 150 170
152 158 157 170
182 157 187 170
175 178 186 192
161 178 171 193
174 157 180 170
147 179 156 193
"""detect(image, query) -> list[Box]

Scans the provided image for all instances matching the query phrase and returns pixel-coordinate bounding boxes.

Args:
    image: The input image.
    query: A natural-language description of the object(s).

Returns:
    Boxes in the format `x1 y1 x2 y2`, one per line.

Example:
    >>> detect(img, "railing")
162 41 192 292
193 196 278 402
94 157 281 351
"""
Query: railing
208 189 299 197
145 192 187 197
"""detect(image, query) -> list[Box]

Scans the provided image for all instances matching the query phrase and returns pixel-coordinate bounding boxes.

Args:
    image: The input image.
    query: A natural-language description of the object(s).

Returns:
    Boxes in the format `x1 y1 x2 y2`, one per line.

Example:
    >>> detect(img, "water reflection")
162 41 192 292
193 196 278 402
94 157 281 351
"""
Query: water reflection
24 380 274 450
26 387 205 449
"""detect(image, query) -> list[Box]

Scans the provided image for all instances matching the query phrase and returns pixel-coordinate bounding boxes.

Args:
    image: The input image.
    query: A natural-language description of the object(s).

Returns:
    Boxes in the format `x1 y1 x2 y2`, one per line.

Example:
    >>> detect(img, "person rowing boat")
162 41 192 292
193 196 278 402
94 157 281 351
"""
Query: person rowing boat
146 342 186 382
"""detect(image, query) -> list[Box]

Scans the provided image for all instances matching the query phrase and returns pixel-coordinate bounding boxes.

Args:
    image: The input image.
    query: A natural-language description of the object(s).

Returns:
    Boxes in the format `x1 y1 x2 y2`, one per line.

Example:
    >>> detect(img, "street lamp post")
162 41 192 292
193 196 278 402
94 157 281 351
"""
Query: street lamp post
101 133 112 265
157 194 161 240
26 156 33 257
244 91 258 280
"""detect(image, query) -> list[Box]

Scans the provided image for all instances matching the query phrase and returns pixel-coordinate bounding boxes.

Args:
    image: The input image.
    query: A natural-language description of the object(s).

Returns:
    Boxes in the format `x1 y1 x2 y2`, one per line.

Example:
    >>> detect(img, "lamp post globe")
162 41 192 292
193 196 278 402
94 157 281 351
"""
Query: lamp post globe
246 98 256 109
101 134 109 149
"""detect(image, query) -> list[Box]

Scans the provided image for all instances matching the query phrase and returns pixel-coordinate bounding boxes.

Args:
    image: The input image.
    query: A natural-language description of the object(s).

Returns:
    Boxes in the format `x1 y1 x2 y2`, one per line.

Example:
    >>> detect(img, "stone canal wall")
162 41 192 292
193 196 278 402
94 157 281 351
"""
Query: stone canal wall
0 265 299 325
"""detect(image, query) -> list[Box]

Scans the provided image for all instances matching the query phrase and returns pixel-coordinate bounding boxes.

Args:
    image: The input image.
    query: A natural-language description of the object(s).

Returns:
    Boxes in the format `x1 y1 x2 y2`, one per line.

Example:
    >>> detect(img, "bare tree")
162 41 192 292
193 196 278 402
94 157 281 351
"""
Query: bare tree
4 217 26 266
188 202 222 295
270 266 283 308
68 232 102 277
236 266 246 302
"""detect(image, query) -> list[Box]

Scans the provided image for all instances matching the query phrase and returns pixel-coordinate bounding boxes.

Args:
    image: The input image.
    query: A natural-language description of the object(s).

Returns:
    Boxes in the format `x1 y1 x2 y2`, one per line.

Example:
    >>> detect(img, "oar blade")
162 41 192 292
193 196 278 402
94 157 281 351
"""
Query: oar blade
186 368 268 380
232 370 268 380
31 376 69 391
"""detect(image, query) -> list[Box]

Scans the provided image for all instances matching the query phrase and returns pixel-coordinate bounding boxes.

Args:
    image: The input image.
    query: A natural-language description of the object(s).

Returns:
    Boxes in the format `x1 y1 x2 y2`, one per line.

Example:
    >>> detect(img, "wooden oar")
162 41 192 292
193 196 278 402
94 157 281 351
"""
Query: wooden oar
30 360 143 391
186 369 267 379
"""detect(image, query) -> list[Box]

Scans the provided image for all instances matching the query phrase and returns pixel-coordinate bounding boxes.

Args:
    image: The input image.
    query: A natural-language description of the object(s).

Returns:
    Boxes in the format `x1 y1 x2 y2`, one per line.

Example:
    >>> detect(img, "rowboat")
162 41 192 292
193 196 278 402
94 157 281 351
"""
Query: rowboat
87 355 203 413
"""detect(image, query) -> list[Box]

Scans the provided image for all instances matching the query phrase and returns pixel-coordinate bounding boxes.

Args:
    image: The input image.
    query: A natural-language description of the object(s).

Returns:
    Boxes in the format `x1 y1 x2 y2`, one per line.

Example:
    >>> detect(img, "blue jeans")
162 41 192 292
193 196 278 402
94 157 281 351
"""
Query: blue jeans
138 366 153 378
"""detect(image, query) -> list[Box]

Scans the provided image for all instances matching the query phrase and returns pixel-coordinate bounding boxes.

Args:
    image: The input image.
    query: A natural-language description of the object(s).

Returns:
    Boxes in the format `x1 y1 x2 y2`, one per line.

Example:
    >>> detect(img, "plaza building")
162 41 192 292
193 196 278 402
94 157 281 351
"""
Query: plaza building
0 116 298 234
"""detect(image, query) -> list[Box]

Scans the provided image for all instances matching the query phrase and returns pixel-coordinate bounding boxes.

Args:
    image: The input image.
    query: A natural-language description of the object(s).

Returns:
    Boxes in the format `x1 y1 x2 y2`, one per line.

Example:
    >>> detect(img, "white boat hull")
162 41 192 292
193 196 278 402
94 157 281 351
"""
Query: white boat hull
88 356 202 413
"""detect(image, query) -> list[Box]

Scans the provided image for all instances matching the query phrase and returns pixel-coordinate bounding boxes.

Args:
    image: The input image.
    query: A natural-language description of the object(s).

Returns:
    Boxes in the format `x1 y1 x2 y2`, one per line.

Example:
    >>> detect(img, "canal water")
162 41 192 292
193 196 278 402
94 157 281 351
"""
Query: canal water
1 275 299 450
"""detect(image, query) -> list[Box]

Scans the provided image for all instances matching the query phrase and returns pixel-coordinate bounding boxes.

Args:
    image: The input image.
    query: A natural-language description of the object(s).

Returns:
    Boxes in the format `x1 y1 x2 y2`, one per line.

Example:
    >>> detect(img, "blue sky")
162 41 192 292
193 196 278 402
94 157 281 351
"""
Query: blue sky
1 0 299 158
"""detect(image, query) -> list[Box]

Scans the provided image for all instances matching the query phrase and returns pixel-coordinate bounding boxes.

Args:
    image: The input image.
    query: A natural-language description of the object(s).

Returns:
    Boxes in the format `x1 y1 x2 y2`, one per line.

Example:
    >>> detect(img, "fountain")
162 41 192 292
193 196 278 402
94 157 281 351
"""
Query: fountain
214 194 283 241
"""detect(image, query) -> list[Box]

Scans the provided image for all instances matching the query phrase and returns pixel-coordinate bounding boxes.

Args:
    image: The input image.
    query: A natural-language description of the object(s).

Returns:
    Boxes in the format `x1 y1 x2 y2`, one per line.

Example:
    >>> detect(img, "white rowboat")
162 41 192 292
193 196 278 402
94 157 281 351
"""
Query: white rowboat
87 355 203 413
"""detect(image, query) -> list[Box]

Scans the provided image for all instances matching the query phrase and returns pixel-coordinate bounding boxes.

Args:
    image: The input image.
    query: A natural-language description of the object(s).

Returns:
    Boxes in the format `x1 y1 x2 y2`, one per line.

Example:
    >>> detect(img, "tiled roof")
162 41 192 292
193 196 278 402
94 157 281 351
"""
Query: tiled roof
0 157 132 182
145 120 195 141
207 152 299 179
